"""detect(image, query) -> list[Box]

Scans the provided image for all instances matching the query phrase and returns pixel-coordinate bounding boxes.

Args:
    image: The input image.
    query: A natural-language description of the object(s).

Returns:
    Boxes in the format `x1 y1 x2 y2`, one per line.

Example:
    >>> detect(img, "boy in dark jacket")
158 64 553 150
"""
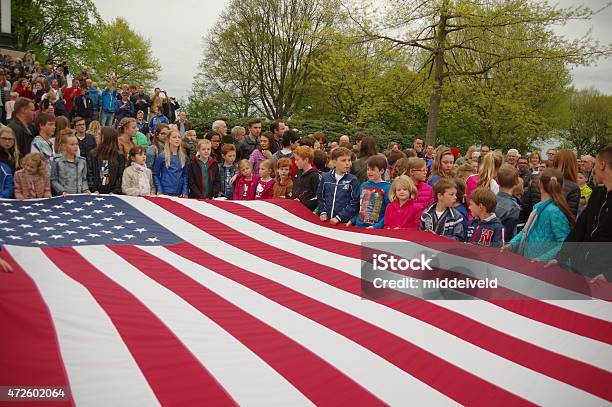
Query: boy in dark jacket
292 145 321 211
317 147 360 225
420 178 465 241
495 164 520 241
467 187 505 247
188 139 220 199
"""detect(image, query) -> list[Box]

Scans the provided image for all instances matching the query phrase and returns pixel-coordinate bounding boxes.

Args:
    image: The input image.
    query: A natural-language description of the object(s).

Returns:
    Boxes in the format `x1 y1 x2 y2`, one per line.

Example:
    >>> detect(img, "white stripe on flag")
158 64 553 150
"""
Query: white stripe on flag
124 196 609 406
138 245 455 406
175 197 611 370
74 245 313 407
6 245 161 407
234 200 612 322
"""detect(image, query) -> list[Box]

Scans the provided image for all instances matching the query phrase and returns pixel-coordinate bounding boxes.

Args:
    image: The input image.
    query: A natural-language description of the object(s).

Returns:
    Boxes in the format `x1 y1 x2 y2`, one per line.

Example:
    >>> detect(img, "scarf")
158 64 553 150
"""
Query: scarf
131 162 151 196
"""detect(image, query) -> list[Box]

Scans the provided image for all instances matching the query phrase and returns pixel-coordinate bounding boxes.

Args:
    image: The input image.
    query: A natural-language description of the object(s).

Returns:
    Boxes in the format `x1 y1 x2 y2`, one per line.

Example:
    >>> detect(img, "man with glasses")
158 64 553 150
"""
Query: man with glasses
413 138 424 158
72 116 96 159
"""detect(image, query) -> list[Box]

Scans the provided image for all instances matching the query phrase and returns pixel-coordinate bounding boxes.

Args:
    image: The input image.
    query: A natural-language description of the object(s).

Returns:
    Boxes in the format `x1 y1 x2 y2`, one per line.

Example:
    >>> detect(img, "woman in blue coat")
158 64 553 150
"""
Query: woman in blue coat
153 129 188 197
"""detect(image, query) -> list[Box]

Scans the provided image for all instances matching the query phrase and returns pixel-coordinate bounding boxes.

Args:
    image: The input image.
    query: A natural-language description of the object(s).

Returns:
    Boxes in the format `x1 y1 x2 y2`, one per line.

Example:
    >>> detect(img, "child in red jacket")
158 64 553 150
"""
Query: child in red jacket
254 159 275 199
232 159 258 200
384 175 425 229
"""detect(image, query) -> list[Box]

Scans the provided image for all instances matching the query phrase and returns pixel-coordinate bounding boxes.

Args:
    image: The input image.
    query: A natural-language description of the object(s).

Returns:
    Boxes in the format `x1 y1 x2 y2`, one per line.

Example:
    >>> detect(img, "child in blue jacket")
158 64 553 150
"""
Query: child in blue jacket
317 147 360 225
153 130 189 197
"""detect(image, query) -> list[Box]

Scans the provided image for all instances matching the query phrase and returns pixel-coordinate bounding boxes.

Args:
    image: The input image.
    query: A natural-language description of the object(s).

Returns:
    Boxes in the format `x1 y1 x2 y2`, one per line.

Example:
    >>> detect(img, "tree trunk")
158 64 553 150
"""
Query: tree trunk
425 12 448 147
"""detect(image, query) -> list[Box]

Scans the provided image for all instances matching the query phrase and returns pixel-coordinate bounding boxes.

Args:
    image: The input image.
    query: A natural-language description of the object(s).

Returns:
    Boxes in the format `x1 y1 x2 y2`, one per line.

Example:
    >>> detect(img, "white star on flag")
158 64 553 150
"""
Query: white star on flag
32 240 47 245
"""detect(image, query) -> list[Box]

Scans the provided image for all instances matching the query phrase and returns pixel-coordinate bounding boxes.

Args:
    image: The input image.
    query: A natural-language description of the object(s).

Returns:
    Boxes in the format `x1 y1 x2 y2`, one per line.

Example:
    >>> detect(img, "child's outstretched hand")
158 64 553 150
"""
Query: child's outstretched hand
319 214 328 221
500 244 512 253
345 220 352 227
329 218 339 225
366 226 374 229
0 258 12 273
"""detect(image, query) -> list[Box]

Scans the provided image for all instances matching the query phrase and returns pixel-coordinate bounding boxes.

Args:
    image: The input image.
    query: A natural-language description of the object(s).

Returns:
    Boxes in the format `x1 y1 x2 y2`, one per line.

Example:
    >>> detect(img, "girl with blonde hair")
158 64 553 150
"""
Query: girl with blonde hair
152 129 188 197
384 175 425 229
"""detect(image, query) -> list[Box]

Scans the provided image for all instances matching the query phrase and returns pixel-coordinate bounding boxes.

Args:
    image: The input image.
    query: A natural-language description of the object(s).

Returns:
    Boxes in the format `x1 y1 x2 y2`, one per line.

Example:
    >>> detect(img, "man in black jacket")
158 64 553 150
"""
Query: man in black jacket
8 97 35 156
550 144 612 281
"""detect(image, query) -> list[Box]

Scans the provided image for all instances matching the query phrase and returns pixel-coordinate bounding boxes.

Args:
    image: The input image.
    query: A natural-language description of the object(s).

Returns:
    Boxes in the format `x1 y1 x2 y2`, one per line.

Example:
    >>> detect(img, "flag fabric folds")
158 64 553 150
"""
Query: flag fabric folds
1 195 611 406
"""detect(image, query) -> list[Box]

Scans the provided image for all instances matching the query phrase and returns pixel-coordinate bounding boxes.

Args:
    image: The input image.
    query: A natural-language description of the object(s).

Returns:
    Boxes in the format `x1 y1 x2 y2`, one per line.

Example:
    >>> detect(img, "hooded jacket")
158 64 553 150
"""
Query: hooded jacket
292 167 321 211
384 199 425 229
188 156 220 199
232 175 258 200
316 170 360 222
466 213 505 247
420 204 465 241
556 186 612 279
510 199 571 261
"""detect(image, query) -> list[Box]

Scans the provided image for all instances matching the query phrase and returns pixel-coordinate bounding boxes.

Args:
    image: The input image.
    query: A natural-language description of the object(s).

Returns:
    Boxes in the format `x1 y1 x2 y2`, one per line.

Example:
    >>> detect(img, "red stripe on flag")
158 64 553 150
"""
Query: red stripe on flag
0 249 73 407
209 200 612 344
42 247 236 407
151 197 612 402
110 244 385 407
150 197 534 406
266 199 612 300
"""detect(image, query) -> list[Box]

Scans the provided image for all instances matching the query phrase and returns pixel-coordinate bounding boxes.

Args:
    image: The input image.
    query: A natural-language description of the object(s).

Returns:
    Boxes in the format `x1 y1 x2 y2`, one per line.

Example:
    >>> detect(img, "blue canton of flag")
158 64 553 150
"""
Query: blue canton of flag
0 195 183 247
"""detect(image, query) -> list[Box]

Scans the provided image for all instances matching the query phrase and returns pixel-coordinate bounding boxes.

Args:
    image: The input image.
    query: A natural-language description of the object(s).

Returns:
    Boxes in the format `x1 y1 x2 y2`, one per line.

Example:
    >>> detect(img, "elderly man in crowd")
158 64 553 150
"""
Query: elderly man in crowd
580 154 596 188
506 149 520 166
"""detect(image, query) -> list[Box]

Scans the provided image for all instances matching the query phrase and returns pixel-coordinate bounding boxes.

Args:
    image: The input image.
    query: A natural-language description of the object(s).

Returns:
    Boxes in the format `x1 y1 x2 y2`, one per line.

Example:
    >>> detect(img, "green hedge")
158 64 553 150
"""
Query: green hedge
189 117 417 149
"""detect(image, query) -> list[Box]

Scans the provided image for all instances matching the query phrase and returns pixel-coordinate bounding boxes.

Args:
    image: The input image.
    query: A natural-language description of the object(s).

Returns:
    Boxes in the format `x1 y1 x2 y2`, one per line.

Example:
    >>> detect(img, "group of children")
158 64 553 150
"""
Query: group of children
2 117 580 262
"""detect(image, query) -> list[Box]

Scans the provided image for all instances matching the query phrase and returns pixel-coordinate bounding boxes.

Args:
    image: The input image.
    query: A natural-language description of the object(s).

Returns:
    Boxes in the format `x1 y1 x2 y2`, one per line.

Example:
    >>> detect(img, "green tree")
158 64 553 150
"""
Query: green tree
563 88 612 156
192 0 338 119
11 0 102 64
441 57 572 152
82 17 161 87
349 0 611 146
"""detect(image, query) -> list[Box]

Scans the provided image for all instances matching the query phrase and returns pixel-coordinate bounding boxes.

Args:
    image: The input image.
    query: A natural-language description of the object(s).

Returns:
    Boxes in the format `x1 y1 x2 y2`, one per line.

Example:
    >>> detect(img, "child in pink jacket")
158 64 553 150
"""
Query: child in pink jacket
384 175 425 229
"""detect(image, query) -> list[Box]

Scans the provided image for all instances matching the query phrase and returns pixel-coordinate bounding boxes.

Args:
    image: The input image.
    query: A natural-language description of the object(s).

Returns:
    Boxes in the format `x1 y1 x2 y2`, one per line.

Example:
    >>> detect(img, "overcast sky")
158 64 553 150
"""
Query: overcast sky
93 0 611 99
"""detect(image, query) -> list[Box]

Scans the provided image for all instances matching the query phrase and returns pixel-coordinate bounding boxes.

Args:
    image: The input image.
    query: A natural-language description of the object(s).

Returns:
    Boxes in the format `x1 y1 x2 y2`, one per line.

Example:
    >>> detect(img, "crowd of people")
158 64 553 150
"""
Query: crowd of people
0 56 610 281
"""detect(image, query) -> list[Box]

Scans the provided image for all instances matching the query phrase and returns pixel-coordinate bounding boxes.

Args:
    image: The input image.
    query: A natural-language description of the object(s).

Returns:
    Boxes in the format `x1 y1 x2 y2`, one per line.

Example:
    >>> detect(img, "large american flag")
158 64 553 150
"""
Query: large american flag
0 195 610 406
